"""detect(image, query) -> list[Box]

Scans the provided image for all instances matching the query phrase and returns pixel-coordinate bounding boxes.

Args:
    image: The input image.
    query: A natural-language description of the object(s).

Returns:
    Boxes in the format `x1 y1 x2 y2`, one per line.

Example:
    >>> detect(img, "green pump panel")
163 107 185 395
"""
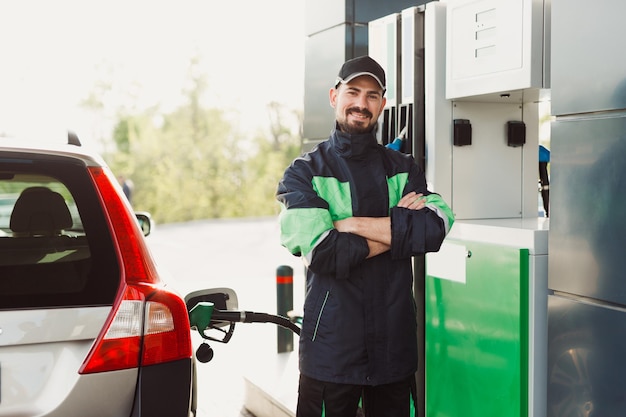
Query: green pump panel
426 241 529 417
424 219 548 417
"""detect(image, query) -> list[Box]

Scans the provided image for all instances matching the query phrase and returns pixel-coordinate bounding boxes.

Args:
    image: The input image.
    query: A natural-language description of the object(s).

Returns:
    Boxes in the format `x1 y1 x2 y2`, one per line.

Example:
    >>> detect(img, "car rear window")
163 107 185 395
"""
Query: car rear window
0 154 120 309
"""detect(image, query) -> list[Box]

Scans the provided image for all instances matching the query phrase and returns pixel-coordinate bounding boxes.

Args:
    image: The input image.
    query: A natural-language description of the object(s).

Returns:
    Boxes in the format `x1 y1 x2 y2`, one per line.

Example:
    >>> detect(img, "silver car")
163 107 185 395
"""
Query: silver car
0 136 197 416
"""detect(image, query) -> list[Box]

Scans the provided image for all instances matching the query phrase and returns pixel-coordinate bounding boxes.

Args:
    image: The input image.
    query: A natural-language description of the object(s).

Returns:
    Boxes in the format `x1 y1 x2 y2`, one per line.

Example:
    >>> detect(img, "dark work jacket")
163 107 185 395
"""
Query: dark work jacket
276 125 454 385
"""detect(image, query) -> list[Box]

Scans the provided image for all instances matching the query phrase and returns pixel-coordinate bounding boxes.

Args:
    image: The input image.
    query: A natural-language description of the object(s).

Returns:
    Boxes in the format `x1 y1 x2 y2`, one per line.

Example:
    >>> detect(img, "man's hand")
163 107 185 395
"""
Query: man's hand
333 191 426 258
397 191 426 210
333 191 426 242
334 216 390 242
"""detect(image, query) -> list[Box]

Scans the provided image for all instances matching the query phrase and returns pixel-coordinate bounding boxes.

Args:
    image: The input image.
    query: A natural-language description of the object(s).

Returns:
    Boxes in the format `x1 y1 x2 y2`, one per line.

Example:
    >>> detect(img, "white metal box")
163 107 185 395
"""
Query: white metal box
444 0 549 100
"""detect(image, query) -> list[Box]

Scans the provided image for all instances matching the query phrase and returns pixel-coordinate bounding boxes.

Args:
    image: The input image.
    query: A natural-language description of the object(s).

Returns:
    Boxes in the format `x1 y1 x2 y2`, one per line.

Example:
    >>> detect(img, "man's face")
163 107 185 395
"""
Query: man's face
330 75 386 134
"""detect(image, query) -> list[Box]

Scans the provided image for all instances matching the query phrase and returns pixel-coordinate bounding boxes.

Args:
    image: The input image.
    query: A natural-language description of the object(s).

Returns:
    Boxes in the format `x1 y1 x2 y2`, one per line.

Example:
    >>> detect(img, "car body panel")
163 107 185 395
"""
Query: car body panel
0 305 139 417
0 138 195 417
0 353 137 417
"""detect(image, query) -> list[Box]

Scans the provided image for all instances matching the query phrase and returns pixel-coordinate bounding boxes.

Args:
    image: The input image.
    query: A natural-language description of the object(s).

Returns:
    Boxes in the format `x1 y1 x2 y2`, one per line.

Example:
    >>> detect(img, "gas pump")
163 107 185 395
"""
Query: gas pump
369 7 425 162
368 13 400 148
370 1 552 417
424 2 551 417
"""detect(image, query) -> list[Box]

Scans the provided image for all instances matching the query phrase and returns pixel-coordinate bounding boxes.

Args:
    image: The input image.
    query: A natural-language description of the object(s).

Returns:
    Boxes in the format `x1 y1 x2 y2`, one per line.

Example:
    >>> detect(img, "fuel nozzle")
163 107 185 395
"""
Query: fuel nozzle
189 301 217 362
189 301 215 339
386 126 407 152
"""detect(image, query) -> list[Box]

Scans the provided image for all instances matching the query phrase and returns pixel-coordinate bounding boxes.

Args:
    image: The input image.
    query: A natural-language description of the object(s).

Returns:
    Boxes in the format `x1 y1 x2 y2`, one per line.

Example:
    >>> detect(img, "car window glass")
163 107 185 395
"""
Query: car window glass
0 176 84 235
0 158 120 309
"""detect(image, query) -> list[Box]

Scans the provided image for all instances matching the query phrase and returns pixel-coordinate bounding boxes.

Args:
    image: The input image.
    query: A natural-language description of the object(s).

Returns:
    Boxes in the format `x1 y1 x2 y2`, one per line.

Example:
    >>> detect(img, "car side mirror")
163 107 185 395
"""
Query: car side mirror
135 212 153 236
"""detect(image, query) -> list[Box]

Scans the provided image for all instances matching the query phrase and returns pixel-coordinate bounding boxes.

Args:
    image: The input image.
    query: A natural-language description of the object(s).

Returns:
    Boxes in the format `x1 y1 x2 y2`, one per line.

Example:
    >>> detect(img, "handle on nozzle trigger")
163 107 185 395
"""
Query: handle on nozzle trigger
386 126 408 152
189 302 236 343
189 301 214 338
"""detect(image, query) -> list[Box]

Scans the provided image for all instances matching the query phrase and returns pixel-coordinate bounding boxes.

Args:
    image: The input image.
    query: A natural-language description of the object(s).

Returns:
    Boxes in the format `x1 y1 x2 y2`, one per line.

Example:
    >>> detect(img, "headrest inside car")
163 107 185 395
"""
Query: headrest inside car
10 187 73 236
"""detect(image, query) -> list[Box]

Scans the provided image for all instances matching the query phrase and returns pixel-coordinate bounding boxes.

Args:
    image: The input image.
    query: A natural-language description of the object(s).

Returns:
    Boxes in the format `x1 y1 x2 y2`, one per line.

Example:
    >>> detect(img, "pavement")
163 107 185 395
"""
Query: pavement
146 217 305 417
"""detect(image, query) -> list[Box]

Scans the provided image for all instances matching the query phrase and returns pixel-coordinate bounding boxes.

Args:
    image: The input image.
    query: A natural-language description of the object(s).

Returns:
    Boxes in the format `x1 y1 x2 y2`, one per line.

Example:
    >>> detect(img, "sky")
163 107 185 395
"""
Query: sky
0 0 305 147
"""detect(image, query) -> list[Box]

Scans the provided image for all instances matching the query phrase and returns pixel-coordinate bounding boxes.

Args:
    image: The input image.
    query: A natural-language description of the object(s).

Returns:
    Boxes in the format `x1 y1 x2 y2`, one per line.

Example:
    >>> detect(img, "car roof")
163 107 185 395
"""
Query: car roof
0 135 107 168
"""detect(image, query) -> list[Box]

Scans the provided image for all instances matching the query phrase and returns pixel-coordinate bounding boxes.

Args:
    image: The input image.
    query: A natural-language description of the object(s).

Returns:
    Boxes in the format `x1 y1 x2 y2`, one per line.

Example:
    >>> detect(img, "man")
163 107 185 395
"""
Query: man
276 55 454 417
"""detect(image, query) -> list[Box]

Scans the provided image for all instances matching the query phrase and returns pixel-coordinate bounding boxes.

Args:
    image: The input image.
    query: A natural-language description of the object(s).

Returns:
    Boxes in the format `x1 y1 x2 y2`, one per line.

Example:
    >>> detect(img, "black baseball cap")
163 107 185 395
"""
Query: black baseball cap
335 56 386 92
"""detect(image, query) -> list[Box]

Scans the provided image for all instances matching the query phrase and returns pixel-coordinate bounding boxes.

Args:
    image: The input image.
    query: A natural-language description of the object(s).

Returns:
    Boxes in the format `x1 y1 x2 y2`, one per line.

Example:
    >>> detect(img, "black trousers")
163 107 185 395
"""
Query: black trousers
296 374 416 417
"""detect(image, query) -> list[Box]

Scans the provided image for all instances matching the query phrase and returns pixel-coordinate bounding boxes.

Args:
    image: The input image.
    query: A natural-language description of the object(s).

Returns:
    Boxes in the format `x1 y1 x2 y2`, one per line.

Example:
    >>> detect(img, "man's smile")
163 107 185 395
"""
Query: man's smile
347 108 373 122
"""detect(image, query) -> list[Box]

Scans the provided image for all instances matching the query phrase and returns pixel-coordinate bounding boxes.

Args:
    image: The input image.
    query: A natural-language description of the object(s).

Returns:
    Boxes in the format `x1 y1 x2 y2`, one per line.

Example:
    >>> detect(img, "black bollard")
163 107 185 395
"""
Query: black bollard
276 265 294 353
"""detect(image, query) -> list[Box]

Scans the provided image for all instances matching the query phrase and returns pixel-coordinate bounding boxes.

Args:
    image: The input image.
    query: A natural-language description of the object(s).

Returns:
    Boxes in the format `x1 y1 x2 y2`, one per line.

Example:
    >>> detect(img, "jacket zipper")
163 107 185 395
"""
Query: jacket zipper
312 290 330 341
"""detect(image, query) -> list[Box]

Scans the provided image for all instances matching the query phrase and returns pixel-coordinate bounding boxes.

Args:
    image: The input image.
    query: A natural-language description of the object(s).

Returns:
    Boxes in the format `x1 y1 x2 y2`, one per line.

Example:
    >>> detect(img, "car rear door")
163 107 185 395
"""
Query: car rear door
0 152 137 416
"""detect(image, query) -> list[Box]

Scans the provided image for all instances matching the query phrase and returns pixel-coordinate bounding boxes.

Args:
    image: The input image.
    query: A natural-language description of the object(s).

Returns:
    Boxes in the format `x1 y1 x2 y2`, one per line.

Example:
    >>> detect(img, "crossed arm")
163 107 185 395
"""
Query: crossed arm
333 191 426 258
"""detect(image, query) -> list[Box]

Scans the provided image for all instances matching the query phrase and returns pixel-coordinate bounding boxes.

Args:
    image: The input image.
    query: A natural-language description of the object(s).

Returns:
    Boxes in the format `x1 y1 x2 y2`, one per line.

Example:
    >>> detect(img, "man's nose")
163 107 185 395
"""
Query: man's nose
356 93 368 108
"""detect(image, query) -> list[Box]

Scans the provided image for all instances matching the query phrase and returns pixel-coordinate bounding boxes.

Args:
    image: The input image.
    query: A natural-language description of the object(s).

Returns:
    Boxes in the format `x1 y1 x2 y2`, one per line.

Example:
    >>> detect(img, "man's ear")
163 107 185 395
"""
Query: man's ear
329 87 338 108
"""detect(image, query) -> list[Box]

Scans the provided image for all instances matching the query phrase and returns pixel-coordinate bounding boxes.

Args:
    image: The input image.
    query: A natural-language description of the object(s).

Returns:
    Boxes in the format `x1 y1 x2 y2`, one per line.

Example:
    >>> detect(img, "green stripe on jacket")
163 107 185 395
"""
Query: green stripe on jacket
279 173 409 256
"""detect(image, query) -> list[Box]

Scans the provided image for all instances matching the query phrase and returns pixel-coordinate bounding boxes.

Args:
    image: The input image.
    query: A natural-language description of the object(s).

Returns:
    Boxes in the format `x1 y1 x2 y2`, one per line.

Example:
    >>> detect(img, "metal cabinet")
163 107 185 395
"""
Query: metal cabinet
425 219 548 417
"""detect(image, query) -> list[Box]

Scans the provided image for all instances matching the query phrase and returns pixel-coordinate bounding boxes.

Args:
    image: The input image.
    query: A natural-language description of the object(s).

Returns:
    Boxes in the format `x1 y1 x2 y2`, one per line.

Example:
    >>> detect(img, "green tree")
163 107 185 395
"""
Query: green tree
105 100 301 224
239 102 302 215
102 57 302 224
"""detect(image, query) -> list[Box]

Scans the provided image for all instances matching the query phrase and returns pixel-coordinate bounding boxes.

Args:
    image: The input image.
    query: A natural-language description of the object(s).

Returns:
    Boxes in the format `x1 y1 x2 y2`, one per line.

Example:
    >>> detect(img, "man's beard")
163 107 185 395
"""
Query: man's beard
338 107 376 134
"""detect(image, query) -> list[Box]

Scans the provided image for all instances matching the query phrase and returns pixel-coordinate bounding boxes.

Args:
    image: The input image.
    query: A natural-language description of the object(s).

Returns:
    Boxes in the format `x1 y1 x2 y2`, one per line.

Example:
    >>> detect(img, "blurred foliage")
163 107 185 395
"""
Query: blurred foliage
104 98 301 224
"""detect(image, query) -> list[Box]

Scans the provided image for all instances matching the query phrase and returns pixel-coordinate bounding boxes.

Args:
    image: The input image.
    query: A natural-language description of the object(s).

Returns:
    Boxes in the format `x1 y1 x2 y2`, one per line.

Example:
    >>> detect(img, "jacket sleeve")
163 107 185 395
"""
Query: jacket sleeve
276 160 369 278
389 163 455 260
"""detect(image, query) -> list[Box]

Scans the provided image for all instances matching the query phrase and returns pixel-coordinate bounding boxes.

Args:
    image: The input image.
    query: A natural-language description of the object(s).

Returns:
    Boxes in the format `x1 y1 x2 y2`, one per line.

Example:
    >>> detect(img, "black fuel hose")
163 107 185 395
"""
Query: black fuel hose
210 310 301 336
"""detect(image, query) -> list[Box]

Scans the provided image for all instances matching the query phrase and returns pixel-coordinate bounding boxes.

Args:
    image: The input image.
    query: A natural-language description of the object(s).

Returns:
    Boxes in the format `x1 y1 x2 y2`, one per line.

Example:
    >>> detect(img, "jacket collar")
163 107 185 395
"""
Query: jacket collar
330 123 379 159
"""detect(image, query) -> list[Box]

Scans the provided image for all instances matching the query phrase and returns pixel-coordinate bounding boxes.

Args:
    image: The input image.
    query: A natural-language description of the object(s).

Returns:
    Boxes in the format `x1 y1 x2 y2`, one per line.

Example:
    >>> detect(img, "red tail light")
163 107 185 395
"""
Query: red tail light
80 167 191 374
